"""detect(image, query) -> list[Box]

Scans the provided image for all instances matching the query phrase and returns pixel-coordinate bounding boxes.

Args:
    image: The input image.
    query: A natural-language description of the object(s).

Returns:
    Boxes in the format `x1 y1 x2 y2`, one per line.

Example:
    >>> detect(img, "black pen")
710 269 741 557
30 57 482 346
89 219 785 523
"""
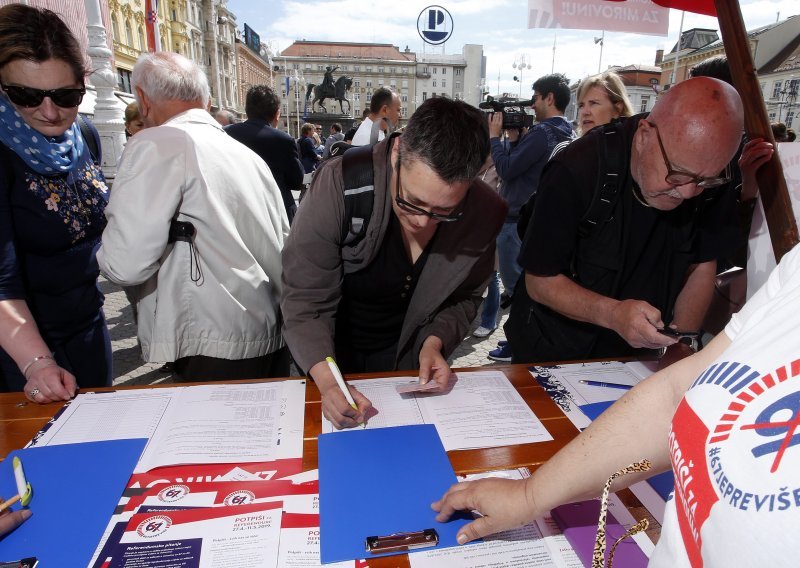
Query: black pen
578 379 633 390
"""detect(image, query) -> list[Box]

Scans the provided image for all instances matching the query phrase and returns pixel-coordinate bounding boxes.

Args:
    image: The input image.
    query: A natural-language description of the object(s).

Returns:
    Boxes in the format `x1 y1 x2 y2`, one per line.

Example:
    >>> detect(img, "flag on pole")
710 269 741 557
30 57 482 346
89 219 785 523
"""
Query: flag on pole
528 0 669 36
145 0 162 52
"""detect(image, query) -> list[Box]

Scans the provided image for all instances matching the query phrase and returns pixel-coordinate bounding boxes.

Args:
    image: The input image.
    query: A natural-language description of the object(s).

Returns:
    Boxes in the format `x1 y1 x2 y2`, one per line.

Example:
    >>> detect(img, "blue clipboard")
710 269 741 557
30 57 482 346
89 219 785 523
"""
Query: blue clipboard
0 439 147 566
318 424 473 563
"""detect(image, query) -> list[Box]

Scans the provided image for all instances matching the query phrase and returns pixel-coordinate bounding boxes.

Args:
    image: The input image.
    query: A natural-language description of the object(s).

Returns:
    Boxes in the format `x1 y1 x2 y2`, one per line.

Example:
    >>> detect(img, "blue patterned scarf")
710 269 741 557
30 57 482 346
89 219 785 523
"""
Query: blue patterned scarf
0 93 85 175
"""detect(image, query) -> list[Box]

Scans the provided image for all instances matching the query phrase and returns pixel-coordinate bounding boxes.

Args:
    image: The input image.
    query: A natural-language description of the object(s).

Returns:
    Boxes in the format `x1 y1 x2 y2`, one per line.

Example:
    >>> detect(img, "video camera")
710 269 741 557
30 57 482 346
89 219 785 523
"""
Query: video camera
478 96 535 130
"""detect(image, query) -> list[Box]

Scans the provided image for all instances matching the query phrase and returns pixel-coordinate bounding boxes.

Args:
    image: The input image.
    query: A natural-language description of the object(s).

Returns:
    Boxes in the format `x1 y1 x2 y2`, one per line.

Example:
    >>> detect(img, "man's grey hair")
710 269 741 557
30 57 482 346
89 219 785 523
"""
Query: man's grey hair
132 52 210 107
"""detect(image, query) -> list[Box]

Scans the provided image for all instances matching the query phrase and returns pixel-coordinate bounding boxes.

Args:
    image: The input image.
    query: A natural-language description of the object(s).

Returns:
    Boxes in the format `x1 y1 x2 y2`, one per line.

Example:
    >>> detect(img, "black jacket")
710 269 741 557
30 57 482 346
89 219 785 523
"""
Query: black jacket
225 119 304 221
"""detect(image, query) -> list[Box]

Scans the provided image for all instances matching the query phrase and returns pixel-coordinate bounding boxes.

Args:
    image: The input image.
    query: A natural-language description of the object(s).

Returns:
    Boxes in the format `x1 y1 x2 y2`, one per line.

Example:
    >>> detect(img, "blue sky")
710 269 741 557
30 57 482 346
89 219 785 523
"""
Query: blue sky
227 0 799 96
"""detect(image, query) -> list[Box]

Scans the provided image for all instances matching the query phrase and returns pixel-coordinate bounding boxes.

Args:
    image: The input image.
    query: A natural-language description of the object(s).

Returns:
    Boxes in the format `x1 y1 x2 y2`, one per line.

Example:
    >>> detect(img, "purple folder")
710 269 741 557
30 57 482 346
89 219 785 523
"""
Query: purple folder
551 500 648 568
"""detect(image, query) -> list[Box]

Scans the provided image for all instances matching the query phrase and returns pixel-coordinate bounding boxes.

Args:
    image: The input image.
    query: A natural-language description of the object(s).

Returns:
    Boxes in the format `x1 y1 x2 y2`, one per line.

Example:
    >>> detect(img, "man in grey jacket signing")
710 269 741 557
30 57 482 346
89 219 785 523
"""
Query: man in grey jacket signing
281 98 507 429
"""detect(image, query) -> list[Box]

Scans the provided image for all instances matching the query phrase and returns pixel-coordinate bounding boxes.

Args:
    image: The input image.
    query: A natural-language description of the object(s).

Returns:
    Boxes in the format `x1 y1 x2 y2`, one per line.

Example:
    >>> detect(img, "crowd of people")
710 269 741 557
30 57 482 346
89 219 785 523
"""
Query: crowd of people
1 4 798 563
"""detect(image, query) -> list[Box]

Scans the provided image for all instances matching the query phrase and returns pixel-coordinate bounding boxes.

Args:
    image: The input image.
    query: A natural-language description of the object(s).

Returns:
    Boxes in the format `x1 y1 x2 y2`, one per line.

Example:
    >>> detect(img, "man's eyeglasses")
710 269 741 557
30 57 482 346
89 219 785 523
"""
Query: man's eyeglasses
647 120 731 189
0 83 86 108
394 154 465 222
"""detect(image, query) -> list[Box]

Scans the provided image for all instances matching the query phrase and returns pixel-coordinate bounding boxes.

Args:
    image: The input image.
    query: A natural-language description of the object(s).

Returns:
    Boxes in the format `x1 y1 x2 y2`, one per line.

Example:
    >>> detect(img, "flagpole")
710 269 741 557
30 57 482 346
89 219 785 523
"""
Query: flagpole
597 31 604 73
670 11 685 85
552 32 557 73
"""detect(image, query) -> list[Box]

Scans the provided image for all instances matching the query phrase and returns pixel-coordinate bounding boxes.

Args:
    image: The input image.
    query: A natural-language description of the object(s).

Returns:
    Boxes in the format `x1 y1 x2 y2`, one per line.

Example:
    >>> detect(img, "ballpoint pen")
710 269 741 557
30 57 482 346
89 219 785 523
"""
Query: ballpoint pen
578 379 633 390
326 357 365 428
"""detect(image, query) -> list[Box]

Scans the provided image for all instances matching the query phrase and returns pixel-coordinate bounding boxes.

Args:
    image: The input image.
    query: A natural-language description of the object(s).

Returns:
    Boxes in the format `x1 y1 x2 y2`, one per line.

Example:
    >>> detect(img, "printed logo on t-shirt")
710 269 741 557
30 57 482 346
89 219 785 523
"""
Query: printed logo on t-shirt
670 358 800 567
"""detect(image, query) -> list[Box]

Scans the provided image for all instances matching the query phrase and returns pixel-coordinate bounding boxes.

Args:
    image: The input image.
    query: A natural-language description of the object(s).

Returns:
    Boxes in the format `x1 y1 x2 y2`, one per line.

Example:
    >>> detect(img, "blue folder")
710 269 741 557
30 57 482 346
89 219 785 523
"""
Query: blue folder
318 424 472 563
0 439 147 566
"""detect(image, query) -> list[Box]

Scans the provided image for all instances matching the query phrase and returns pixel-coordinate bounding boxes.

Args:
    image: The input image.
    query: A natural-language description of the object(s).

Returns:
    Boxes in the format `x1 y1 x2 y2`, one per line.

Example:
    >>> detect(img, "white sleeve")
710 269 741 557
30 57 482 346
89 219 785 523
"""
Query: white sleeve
97 130 185 285
725 244 800 340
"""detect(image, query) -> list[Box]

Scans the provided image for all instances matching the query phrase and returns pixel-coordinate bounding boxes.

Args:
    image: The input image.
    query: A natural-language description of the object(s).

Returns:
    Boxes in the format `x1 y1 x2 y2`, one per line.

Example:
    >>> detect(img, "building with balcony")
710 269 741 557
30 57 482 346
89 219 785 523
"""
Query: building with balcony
235 37 275 116
415 44 486 109
659 15 800 91
106 0 238 112
277 41 417 136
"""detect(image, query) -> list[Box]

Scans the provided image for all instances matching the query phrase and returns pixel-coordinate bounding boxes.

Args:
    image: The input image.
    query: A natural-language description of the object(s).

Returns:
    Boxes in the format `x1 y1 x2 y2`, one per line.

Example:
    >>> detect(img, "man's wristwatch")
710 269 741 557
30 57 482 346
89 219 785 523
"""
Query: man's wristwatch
677 335 701 352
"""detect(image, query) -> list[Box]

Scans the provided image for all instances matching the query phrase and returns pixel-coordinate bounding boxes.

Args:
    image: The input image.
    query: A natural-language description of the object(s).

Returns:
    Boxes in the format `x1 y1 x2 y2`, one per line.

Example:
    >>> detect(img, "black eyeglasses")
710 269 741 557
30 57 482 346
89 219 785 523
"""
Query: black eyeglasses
647 120 731 189
394 154 465 222
1 83 85 108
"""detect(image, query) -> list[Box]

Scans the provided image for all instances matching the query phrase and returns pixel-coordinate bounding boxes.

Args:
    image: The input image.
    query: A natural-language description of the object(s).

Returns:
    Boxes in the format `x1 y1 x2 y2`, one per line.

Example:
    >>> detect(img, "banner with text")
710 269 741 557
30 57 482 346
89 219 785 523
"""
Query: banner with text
528 0 670 36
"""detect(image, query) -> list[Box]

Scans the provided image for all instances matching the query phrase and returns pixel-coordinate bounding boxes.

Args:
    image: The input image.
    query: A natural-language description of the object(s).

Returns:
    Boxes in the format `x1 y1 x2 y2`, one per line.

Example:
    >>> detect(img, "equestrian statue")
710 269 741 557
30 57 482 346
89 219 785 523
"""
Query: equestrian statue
306 67 352 114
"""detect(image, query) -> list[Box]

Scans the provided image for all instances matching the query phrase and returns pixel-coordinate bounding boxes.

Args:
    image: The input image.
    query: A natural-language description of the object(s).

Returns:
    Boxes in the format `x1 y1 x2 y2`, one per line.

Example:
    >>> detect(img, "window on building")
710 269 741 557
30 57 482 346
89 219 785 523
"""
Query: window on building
402 79 408 88
390 79 396 87
773 81 782 99
366 79 372 88
293 63 299 70
354 79 360 87
639 96 650 113
455 68 462 76
111 14 120 41
378 78 384 86
401 94 407 102
125 20 133 46
455 81 461 90
354 65 361 71
402 67 408 74
138 26 145 51
432 79 437 87
282 104 288 115
432 67 437 74
355 93 361 102
423 66 429 74
442 67 446 75
117 68 132 93
422 91 427 101
318 65 325 71
401 107 407 117
341 65 347 71
788 111 795 129
378 66 384 73
768 111 776 121
442 79 446 88
366 66 372 72
305 63 311 70
760 82 766 95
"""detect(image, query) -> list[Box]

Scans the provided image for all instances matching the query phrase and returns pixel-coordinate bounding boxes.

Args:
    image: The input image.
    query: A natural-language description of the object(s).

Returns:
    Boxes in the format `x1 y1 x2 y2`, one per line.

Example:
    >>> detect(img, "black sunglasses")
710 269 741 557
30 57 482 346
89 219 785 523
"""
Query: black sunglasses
1 83 85 108
395 153 465 222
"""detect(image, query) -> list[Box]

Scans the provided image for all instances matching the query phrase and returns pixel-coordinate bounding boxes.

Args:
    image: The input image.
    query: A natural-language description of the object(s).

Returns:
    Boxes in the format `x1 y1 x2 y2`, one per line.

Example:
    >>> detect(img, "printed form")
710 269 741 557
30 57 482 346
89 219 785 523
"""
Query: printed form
321 370 553 451
29 381 307 472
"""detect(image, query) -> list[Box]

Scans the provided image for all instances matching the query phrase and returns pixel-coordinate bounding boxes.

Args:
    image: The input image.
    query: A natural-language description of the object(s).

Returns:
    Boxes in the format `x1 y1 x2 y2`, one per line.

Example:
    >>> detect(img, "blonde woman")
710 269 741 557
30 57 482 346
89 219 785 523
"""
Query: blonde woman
576 71 633 136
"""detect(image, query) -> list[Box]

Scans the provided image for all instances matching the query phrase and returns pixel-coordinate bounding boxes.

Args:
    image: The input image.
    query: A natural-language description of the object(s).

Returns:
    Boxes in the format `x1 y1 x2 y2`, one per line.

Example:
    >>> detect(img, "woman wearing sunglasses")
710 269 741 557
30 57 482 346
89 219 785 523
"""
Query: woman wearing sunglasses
0 5 111 402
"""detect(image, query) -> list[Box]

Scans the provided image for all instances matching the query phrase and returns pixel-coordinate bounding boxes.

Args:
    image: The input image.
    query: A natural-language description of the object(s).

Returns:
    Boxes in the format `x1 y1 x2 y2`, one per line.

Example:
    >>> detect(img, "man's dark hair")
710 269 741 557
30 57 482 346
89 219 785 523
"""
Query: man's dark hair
331 123 342 132
532 73 571 112
245 85 280 121
400 97 489 183
689 55 733 86
370 87 395 114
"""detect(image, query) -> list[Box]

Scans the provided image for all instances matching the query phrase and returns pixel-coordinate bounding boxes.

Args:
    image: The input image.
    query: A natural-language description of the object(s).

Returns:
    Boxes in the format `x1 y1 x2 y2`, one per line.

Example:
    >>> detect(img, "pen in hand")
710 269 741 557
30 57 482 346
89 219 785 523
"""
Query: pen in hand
326 357 365 428
578 379 633 390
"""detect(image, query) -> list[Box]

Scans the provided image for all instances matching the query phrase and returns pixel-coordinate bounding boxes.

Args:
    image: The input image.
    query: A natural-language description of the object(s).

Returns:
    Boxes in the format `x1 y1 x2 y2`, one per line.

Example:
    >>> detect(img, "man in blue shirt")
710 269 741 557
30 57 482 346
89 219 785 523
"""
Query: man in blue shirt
488 73 574 361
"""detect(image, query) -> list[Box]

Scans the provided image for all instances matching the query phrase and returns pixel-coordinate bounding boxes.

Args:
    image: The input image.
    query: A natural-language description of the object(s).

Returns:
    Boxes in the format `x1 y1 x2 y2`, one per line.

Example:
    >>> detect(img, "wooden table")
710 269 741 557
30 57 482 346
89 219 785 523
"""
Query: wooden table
0 363 659 566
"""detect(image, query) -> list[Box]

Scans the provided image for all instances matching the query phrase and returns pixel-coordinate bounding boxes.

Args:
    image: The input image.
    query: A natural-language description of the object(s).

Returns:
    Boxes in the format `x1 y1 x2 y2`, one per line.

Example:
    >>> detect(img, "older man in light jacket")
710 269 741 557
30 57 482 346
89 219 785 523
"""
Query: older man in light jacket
98 52 290 380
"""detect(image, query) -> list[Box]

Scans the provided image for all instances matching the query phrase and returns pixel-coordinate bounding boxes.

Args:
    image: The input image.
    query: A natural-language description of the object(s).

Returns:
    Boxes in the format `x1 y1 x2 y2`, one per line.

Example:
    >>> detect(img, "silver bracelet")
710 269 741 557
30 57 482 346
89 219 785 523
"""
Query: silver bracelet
21 354 55 379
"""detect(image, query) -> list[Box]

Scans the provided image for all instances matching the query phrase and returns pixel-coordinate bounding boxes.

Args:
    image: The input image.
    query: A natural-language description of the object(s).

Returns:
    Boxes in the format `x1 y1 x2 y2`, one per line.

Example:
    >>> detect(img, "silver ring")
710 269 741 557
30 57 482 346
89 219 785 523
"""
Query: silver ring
28 388 40 399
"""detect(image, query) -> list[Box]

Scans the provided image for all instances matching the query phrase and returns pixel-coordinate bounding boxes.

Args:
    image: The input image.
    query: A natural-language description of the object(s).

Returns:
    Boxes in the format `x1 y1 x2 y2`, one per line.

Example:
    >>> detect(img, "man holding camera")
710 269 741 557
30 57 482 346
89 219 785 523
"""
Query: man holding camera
487 73 574 361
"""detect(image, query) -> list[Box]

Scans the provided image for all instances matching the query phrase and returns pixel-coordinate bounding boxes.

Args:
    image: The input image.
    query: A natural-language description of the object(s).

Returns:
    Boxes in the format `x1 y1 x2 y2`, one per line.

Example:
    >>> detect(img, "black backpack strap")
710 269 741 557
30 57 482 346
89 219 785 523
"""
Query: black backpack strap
578 119 624 239
77 113 102 166
340 144 375 246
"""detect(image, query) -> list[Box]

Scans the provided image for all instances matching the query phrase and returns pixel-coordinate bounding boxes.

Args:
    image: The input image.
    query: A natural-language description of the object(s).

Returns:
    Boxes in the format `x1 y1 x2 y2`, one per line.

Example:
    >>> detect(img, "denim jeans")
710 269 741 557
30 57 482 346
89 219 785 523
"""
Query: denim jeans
497 222 523 294
479 271 501 329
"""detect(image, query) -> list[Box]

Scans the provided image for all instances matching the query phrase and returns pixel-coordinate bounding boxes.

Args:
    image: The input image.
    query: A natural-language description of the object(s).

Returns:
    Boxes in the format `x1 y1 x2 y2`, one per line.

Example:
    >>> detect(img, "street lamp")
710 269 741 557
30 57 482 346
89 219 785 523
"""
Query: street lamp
291 70 306 139
512 54 532 98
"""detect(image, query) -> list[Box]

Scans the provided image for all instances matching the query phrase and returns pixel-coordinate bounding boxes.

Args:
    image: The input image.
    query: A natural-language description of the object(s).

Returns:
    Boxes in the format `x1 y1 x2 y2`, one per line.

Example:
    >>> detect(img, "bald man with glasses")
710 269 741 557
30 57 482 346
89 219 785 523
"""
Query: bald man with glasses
281 98 507 429
505 77 744 368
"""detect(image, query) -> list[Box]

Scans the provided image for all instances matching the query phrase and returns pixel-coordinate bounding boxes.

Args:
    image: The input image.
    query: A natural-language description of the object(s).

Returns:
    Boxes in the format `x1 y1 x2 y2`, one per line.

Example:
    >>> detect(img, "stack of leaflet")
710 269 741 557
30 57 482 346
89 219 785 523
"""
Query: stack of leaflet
0 381 317 568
